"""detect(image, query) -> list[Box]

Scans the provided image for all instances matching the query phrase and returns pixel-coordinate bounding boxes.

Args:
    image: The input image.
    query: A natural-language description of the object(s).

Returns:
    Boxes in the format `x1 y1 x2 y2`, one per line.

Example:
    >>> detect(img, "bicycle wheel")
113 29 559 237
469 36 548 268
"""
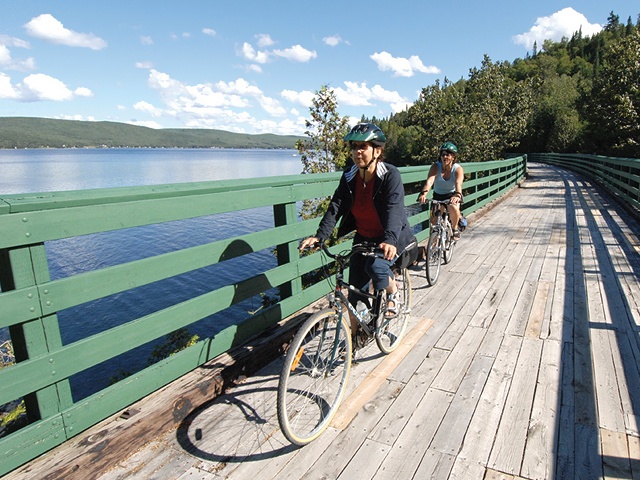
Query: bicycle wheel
443 223 455 264
277 309 352 446
376 267 412 354
425 229 442 286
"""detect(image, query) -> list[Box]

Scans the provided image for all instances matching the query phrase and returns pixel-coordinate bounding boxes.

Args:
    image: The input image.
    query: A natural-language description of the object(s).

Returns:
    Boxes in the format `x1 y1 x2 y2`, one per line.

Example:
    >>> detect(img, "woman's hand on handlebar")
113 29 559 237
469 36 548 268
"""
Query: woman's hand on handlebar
299 236 320 252
379 242 397 261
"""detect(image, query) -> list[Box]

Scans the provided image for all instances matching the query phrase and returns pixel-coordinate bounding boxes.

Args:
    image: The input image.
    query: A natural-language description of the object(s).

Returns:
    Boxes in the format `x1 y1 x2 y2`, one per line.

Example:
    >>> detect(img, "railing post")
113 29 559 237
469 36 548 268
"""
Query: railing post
0 245 73 423
273 201 302 300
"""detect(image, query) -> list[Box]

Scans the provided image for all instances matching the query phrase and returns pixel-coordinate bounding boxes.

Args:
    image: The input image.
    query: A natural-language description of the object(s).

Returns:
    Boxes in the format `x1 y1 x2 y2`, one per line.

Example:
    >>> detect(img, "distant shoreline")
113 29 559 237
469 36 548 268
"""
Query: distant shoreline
0 117 304 150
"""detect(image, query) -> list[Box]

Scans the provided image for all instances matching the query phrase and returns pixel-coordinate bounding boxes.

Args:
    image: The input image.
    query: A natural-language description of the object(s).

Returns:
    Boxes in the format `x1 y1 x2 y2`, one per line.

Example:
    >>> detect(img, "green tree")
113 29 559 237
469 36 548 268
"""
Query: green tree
586 30 640 156
406 78 463 164
296 85 350 175
296 85 350 220
459 56 535 161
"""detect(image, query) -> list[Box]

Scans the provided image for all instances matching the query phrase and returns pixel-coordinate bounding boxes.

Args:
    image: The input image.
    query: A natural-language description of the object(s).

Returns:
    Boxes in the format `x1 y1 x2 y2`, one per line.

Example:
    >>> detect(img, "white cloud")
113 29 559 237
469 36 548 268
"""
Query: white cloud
0 45 36 71
0 35 36 71
202 28 217 37
334 82 411 114
127 120 163 129
241 42 270 64
246 64 263 73
143 69 293 124
0 73 92 101
133 100 164 117
24 14 107 50
56 114 95 121
370 51 440 77
0 73 19 99
136 61 154 69
323 35 343 47
215 78 262 96
255 34 274 48
140 36 153 45
0 45 11 65
20 73 75 101
74 87 93 97
272 45 317 62
257 95 287 117
514 7 602 50
0 35 31 49
281 89 315 107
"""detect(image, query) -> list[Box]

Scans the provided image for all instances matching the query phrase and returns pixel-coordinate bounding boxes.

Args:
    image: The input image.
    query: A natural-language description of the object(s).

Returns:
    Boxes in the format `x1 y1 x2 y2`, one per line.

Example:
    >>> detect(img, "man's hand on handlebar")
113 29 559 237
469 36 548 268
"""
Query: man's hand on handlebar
299 236 320 252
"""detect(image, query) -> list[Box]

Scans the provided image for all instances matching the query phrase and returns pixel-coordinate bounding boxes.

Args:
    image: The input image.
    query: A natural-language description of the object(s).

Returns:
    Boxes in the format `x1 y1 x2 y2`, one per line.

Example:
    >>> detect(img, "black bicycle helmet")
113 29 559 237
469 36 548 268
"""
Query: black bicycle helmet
344 122 386 147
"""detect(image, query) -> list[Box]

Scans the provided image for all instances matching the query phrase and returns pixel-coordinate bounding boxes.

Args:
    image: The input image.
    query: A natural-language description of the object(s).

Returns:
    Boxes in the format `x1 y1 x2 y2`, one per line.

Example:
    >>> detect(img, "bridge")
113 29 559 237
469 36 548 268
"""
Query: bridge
2 156 640 479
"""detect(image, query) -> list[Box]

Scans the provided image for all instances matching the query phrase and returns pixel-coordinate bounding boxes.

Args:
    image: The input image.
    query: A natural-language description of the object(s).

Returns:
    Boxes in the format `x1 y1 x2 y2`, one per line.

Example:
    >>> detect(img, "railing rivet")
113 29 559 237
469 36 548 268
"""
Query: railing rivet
30 307 35 312
22 217 27 223
25 232 31 238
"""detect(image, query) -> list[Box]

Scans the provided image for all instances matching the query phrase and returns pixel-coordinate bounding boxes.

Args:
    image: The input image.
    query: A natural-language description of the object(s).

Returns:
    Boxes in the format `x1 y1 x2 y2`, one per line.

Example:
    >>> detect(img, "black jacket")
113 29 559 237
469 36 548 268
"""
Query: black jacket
315 162 413 254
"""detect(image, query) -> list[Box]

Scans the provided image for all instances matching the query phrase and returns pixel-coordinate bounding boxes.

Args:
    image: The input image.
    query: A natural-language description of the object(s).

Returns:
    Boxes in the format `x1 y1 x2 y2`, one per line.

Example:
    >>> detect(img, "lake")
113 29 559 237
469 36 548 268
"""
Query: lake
1 148 305 399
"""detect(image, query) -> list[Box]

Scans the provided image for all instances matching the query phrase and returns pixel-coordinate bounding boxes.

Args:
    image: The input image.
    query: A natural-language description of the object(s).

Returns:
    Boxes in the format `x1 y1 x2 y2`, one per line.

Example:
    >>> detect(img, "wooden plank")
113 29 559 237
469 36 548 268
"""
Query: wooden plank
430 355 493 456
555 342 576 480
336 439 389 480
371 388 453 480
520 339 562 480
330 317 435 430
612 330 640 436
369 347 448 446
628 434 640 480
412 450 455 479
431 326 486 393
488 336 543 476
449 334 522 480
601 427 632 479
296 380 398 480
524 281 551 339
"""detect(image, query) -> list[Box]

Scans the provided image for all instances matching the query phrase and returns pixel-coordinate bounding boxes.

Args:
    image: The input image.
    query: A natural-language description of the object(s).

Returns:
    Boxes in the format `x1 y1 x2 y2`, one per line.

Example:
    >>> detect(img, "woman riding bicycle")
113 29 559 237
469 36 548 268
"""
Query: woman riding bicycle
417 141 464 240
299 122 414 337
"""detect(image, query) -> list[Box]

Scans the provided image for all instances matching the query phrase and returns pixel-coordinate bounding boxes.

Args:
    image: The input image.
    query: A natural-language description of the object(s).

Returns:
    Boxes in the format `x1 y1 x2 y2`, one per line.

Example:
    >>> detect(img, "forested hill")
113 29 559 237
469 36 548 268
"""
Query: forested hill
0 117 304 149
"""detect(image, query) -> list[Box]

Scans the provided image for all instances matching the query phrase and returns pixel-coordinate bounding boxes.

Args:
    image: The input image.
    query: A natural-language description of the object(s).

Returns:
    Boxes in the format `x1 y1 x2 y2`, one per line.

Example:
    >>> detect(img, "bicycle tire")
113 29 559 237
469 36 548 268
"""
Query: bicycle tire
443 222 455 264
277 309 352 446
425 229 442 286
376 267 412 354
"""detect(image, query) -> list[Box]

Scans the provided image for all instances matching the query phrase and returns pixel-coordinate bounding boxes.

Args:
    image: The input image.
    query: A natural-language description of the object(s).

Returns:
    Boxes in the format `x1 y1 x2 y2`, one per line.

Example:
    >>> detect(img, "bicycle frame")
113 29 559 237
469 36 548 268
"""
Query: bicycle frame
321 243 386 339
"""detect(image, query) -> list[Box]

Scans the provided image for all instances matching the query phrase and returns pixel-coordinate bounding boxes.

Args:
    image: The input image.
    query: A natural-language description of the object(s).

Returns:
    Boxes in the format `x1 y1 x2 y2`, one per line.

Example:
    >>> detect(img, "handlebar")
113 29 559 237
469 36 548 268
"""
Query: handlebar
429 199 452 206
318 241 383 260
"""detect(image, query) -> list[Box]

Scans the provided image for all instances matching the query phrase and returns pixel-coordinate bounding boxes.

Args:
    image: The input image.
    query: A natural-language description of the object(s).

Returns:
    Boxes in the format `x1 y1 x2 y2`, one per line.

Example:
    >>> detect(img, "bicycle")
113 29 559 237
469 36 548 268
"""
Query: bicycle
425 199 456 286
277 241 413 446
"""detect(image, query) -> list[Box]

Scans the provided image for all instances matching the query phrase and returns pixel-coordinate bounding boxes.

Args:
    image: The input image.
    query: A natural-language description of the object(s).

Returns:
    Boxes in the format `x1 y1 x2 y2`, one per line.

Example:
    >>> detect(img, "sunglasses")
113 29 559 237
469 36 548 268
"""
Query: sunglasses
350 142 371 151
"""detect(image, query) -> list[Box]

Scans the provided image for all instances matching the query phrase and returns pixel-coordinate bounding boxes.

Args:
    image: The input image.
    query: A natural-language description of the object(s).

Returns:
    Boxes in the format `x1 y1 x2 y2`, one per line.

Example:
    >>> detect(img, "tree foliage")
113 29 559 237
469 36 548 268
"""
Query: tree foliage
296 85 351 220
352 10 640 163
296 85 350 174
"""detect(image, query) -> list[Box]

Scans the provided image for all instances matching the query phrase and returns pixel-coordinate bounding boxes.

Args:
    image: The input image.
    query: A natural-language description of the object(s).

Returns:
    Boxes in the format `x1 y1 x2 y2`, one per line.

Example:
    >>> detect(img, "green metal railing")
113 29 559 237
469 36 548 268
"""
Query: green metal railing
0 155 526 475
529 153 640 218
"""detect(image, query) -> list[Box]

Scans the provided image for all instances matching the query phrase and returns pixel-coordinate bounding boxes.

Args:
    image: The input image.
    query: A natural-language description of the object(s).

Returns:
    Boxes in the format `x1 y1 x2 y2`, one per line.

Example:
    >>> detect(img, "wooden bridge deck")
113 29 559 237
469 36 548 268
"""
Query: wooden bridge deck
6 162 640 480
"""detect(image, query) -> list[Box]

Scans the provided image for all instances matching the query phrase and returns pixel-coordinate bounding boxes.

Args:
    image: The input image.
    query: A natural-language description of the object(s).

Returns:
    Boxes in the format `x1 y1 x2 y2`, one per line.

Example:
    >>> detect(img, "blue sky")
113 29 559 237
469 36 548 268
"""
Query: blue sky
0 1 637 135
